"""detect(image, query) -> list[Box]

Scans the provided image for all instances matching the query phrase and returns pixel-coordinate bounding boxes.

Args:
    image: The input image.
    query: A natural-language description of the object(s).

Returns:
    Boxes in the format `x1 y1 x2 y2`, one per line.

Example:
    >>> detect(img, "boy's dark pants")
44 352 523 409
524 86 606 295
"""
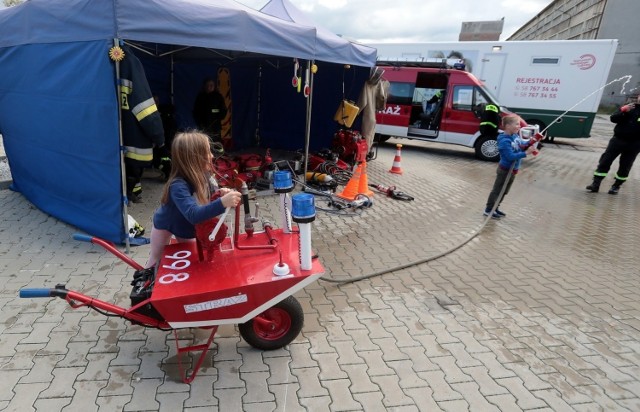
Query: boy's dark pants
486 166 516 211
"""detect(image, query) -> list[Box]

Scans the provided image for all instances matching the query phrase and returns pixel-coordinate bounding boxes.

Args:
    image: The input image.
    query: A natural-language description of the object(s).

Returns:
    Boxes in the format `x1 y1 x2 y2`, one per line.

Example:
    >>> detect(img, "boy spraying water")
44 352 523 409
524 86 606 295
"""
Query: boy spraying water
483 115 542 219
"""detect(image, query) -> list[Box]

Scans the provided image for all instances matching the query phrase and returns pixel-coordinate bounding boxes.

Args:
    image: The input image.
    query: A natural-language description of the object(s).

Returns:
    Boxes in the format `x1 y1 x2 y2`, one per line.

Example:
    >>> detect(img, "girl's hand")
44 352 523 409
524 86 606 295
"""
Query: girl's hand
221 190 241 208
219 187 232 195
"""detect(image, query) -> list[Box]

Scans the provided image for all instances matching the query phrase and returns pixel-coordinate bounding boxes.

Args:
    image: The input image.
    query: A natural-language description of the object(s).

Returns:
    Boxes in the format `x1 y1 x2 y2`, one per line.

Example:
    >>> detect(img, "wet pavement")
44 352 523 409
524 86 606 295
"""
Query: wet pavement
2 115 640 411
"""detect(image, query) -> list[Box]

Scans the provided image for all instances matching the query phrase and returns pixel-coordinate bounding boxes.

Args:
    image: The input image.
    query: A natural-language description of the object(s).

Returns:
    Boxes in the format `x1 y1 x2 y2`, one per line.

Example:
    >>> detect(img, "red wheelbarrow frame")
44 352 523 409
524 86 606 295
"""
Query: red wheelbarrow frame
20 230 323 383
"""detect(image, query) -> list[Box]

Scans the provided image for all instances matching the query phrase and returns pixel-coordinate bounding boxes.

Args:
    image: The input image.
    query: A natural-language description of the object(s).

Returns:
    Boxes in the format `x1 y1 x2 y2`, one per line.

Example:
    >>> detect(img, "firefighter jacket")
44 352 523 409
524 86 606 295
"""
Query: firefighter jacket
479 104 500 137
357 74 390 150
119 45 164 165
611 104 640 140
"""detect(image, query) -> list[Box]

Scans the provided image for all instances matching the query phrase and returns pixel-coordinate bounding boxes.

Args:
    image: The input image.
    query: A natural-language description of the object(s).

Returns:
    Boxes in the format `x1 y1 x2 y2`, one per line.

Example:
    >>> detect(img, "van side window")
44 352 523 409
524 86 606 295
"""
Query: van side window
452 86 474 111
452 86 491 111
387 82 415 106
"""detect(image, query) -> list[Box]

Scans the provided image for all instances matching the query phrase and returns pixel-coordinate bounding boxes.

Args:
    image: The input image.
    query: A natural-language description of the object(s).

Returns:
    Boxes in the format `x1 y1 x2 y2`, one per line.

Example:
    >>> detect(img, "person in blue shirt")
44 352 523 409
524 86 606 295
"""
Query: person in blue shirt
483 115 538 219
145 131 241 268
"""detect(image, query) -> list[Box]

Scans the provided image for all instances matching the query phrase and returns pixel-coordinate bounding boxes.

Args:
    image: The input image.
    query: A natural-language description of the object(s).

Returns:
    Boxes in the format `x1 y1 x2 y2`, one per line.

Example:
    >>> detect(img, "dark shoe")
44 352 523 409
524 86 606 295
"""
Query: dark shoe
483 209 501 219
608 185 620 195
128 192 143 203
495 209 506 217
586 181 601 193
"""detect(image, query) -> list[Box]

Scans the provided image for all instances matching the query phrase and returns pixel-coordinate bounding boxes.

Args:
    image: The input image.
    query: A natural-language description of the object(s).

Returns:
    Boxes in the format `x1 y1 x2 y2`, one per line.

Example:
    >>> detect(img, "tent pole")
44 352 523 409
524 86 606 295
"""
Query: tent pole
303 60 314 179
170 54 175 105
114 38 131 252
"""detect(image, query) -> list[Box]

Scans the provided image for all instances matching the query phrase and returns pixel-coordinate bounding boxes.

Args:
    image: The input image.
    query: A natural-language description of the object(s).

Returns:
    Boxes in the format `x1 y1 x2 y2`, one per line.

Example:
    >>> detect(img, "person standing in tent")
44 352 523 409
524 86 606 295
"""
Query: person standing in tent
357 67 389 160
193 78 227 151
119 45 165 203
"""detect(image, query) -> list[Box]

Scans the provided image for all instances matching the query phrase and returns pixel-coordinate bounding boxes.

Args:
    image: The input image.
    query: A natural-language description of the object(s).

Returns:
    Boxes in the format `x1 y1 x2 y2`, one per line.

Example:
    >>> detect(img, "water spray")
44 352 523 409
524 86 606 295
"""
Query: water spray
540 75 634 135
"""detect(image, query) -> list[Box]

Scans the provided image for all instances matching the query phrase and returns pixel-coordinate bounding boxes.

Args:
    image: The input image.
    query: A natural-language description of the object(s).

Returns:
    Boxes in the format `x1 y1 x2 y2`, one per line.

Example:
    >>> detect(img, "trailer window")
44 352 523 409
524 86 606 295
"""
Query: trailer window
386 82 415 106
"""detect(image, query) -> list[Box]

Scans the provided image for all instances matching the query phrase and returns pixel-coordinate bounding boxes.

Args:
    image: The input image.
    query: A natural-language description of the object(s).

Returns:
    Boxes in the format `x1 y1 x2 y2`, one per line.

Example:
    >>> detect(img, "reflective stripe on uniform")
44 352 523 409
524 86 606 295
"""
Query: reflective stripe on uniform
594 171 608 177
120 79 133 94
124 146 154 161
615 173 629 181
480 121 498 128
485 104 499 113
132 97 159 122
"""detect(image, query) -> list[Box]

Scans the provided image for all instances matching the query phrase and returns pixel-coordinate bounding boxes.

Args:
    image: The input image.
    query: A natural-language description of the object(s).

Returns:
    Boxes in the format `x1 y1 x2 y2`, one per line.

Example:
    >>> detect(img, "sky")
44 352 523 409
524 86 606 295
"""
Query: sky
238 0 554 42
0 0 553 42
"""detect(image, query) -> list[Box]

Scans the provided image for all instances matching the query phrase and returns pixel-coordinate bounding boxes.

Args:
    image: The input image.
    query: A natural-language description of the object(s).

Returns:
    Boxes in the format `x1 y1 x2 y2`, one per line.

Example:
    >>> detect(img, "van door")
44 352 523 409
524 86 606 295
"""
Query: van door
442 85 491 146
407 71 448 139
375 69 417 139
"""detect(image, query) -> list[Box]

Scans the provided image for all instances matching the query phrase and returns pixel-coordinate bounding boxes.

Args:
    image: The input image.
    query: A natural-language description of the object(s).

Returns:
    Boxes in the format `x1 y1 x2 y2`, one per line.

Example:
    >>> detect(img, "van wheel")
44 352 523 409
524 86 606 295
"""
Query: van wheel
475 136 499 162
374 133 390 143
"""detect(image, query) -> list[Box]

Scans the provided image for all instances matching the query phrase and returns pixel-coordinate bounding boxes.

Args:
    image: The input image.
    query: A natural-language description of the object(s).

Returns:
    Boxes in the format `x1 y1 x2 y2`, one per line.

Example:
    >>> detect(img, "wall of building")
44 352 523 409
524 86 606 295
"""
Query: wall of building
597 0 640 107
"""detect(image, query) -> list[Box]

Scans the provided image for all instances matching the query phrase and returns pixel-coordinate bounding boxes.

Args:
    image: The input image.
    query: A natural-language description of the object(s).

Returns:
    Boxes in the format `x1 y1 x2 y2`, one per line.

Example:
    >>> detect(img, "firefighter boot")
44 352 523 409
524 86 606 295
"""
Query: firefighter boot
608 179 624 195
586 176 604 193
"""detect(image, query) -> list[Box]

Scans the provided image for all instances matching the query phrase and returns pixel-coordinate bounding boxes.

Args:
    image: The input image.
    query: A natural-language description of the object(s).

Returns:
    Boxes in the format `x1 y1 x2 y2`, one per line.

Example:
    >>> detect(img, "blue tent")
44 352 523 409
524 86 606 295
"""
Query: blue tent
0 0 376 243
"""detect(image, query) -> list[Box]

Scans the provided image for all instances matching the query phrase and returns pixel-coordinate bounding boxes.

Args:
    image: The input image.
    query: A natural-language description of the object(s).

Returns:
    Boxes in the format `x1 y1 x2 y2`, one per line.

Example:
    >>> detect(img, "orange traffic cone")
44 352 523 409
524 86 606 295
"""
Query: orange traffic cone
337 162 362 201
389 144 403 174
358 161 374 197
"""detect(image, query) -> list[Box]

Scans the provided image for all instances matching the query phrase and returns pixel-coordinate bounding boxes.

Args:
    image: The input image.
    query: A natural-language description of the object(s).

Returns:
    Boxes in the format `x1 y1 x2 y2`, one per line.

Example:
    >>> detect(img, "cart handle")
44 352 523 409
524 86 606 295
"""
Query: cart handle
73 233 93 243
20 287 68 299
72 233 144 271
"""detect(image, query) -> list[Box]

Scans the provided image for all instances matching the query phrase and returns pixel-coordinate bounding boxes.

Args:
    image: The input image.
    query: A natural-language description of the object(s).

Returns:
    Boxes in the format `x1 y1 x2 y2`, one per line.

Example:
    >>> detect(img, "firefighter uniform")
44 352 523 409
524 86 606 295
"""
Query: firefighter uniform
587 99 640 194
119 45 164 202
479 104 500 140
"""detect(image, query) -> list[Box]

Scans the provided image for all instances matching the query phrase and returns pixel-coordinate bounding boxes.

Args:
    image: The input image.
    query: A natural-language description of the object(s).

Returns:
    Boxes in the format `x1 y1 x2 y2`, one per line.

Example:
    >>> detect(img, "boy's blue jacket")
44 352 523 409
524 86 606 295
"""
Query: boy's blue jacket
497 132 527 172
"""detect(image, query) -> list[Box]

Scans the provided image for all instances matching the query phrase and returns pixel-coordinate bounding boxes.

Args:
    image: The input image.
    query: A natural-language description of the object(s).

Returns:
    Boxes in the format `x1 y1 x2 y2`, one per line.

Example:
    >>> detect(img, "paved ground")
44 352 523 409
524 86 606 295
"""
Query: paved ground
2 116 640 411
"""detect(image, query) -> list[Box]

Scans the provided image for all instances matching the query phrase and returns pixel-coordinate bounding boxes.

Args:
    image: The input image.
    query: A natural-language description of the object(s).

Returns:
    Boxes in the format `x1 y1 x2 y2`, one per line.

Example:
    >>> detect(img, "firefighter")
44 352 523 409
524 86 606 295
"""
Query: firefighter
479 103 500 142
586 94 640 194
119 45 165 203
192 78 227 148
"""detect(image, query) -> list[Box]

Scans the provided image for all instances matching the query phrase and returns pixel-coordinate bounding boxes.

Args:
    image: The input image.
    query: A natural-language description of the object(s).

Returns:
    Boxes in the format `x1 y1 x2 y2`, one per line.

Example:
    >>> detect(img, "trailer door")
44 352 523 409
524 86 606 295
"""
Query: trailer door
479 53 507 96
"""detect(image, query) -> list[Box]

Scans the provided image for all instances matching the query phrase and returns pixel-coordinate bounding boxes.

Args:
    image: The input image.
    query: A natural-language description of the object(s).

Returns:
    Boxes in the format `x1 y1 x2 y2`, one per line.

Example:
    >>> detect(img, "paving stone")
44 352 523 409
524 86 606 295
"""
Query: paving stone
62 380 108 412
2 120 640 410
290 366 329 398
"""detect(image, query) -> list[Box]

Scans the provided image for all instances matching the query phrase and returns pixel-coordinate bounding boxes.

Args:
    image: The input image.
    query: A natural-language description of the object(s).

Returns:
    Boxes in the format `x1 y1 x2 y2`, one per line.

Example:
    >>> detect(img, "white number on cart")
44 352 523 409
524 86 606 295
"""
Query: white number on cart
162 250 192 271
159 250 192 284
159 272 190 284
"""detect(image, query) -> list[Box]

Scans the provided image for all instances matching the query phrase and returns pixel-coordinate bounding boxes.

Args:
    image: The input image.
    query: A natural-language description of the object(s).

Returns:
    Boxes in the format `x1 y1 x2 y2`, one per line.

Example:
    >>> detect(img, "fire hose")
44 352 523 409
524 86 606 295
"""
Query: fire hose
320 131 544 285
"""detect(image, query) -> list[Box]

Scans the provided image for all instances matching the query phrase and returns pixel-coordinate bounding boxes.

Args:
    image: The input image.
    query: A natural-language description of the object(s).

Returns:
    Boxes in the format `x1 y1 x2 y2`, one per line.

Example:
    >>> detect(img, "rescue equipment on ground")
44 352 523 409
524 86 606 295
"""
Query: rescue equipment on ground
127 214 145 238
369 184 414 201
332 129 369 166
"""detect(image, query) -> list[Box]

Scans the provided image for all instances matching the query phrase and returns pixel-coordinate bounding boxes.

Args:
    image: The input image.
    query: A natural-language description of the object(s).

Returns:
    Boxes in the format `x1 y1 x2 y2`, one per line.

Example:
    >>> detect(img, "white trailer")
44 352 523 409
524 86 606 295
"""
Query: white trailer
368 39 618 140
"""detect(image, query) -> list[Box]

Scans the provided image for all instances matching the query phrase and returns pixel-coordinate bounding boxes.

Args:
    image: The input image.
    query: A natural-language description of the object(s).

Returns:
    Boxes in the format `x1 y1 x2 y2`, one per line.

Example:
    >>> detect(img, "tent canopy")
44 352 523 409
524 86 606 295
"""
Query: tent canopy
0 0 376 243
260 0 376 67
0 0 375 66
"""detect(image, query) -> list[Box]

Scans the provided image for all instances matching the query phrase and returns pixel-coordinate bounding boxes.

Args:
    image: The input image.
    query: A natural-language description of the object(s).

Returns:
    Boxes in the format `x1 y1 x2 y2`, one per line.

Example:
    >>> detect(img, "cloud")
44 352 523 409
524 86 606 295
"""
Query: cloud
239 0 552 41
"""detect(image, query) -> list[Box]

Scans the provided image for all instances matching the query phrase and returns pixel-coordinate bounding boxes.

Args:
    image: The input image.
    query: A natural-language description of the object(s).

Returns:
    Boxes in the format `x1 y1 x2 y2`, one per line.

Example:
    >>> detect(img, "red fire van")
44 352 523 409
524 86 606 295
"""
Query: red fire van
375 63 509 161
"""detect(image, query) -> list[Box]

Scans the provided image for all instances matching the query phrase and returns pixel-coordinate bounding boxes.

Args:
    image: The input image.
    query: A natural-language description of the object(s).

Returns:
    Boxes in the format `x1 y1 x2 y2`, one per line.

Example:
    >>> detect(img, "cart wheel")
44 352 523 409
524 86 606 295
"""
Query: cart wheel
239 296 304 350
